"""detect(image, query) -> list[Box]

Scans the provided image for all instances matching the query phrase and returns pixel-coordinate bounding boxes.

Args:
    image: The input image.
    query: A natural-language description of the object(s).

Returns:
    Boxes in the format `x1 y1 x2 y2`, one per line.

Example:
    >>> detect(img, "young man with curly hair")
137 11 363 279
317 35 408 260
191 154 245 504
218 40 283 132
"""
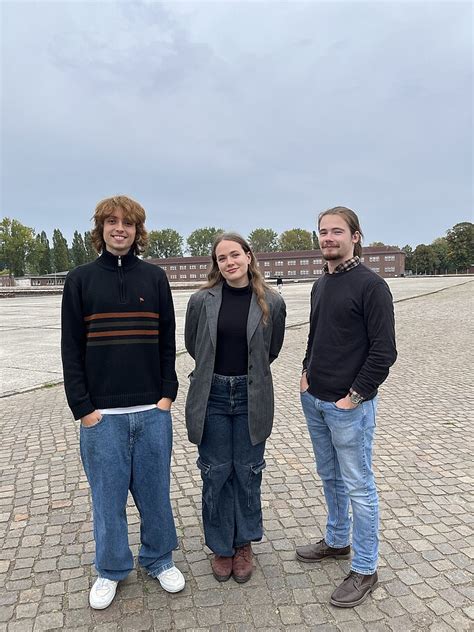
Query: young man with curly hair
61 195 185 609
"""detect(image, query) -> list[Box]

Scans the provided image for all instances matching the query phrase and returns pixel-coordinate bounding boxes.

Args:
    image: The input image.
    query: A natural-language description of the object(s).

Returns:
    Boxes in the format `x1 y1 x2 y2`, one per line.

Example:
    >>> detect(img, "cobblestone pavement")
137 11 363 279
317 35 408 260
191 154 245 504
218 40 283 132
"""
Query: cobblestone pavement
1 281 473 631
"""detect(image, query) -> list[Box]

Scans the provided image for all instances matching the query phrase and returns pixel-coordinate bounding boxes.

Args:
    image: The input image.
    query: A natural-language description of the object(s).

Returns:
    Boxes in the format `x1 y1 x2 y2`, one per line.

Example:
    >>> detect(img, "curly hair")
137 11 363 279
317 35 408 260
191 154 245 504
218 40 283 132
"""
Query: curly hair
91 195 148 255
318 206 364 258
202 232 275 324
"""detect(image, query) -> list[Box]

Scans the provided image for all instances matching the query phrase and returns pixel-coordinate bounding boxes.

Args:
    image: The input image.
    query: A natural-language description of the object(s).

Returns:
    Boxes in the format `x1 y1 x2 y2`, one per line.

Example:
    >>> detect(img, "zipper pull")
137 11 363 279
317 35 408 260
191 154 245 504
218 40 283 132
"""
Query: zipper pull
118 256 122 267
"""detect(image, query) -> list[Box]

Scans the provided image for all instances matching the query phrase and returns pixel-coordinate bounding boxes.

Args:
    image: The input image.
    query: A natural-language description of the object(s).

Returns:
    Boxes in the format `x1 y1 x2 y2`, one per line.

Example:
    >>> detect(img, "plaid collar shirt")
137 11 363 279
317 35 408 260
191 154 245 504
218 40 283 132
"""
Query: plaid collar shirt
323 255 360 275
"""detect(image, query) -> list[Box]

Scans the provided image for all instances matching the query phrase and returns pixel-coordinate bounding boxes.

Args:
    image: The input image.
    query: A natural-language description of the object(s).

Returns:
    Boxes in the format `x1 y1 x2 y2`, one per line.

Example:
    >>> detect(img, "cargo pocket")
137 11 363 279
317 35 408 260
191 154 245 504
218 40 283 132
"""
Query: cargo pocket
197 457 234 523
247 459 266 509
197 457 213 517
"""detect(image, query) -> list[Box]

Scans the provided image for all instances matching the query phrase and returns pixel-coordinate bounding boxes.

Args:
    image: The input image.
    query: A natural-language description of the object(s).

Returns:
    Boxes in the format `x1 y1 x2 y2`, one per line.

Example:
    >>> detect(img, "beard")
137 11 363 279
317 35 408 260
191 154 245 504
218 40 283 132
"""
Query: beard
321 246 340 261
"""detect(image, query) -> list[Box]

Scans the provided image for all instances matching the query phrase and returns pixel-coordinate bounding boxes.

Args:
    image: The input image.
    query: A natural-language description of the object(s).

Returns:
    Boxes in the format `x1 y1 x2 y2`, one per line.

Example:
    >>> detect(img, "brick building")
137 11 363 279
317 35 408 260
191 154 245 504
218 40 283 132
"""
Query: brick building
148 246 405 282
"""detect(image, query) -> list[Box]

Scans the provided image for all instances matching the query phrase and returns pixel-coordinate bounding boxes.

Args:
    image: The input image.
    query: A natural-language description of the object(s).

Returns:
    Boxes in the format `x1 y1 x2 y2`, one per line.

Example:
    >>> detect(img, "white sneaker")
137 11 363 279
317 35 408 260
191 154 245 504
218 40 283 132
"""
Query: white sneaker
89 577 119 609
156 565 185 593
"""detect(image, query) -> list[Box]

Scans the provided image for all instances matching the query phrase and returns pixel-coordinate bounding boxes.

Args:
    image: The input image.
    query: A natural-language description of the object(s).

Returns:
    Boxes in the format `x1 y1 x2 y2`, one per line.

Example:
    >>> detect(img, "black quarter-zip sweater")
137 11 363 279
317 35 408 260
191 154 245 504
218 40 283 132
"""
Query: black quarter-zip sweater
61 249 178 420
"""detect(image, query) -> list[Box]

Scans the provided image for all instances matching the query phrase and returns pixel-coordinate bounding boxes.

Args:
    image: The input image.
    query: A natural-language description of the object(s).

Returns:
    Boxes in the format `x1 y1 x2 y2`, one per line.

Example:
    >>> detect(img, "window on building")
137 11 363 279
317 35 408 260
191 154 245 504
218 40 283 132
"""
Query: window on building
369 256 379 262
161 265 167 270
300 270 309 275
315 269 323 275
170 274 177 279
360 257 365 262
264 261 270 267
313 258 322 264
370 267 380 272
180 265 187 270
264 271 271 278
384 255 395 261
200 264 207 269
189 274 197 279
200 273 207 278
287 270 296 276
385 266 395 272
189 264 197 269
275 261 283 266
274 271 283 277
288 260 296 265
170 265 177 270
299 259 309 265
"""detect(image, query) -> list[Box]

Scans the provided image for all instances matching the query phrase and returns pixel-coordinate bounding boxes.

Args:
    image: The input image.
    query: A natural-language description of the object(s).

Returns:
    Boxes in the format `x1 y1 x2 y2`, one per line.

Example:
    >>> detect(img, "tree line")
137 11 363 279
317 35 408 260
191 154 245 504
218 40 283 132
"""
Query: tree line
0 217 472 277
0 222 320 277
400 222 473 274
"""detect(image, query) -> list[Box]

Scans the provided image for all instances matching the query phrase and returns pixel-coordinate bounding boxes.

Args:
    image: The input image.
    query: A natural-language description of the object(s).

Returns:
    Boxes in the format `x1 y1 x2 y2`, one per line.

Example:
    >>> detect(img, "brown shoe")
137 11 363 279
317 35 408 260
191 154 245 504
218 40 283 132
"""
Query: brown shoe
330 571 378 608
296 538 351 563
211 555 233 582
232 544 253 583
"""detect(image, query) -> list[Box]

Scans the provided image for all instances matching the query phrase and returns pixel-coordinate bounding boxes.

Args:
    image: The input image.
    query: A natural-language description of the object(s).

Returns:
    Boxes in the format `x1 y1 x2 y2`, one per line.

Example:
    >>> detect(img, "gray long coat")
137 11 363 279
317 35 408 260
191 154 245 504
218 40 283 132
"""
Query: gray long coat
184 283 286 446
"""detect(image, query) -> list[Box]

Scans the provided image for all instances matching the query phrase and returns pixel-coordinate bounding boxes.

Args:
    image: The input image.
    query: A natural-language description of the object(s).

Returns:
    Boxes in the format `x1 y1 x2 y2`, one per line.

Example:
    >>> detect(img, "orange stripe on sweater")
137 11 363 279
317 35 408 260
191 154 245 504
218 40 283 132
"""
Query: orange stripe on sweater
84 312 159 322
87 329 159 338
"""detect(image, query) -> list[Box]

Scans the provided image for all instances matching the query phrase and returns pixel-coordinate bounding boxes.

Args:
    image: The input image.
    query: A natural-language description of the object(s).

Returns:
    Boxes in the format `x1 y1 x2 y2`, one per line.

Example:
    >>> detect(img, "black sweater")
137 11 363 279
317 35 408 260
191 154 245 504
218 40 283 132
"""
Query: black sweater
303 264 397 402
61 249 178 420
214 281 252 375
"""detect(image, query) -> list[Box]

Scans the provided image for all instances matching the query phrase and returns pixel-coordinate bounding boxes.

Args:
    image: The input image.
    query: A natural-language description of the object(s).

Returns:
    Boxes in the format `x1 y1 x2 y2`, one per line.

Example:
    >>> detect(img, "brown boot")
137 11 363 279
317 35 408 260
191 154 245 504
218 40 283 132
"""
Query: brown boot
330 571 378 607
232 544 253 583
211 555 233 582
296 538 351 563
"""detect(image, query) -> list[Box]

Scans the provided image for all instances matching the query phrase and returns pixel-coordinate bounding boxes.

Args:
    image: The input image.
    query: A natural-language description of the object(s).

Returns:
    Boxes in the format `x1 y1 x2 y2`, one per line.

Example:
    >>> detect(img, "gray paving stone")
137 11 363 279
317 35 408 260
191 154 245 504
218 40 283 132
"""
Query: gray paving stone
278 606 303 625
32 612 63 631
14 604 39 620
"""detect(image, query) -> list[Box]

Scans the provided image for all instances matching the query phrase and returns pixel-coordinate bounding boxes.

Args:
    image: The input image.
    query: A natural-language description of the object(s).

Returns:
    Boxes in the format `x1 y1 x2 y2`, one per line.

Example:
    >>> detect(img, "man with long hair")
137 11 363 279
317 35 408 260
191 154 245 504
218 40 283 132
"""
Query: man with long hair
297 207 397 607
61 195 185 609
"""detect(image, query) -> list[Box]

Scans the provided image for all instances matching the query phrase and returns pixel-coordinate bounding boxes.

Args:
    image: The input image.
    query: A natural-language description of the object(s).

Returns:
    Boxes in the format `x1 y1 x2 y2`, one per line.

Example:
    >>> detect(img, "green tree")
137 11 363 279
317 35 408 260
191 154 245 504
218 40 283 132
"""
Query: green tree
187 227 223 256
30 231 52 275
279 228 312 251
446 222 474 272
84 231 97 262
52 229 70 272
401 244 413 272
412 244 436 274
369 241 386 247
431 237 452 274
146 229 183 258
248 228 279 253
71 231 87 267
0 217 36 277
312 230 320 250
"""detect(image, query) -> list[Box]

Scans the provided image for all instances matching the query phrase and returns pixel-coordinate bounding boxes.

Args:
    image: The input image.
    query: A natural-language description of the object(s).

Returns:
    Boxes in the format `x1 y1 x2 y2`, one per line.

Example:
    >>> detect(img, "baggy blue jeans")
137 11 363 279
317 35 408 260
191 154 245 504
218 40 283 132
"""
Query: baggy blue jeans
80 407 178 581
197 374 266 557
300 391 379 575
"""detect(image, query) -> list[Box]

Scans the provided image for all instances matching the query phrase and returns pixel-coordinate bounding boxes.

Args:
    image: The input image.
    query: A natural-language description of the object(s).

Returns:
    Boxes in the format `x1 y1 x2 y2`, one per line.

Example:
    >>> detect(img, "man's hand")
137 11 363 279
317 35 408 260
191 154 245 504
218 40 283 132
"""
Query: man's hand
334 394 359 410
81 410 102 427
157 397 172 411
300 371 309 393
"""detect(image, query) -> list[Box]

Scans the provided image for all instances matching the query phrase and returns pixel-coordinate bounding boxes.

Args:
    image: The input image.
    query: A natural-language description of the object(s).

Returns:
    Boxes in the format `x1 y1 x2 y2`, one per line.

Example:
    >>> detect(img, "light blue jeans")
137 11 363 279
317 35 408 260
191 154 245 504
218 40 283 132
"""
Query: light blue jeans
80 408 178 581
300 391 379 575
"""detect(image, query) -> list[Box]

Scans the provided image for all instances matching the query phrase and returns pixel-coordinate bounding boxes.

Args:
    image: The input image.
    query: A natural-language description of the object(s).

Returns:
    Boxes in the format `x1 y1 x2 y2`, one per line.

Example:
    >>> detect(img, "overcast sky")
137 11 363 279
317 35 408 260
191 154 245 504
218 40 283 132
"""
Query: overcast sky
1 1 472 248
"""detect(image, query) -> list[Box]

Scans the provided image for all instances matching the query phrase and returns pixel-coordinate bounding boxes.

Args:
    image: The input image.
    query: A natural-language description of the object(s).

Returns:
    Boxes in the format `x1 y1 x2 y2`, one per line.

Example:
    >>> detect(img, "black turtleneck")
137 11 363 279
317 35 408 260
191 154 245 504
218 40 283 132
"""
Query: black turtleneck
214 281 252 376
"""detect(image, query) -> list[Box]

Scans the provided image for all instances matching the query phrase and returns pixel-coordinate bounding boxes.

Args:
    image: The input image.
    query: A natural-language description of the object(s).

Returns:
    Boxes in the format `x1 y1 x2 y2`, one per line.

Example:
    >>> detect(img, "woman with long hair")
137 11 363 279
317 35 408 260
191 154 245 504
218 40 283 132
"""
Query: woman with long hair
184 232 286 583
